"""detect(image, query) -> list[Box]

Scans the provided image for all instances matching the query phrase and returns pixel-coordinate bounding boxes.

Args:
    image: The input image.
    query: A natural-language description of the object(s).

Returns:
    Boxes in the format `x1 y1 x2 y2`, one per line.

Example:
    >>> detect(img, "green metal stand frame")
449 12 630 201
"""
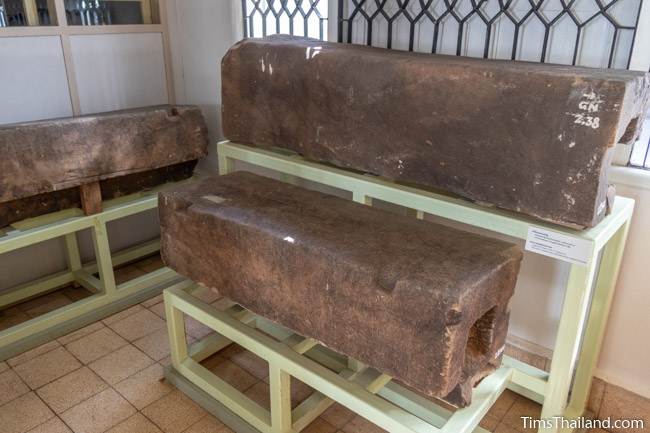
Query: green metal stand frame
163 141 633 433
0 184 185 360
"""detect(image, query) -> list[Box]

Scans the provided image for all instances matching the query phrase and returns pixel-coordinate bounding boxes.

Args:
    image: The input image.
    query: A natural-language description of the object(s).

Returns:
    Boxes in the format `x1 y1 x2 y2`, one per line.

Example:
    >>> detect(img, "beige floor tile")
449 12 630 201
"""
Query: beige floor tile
340 415 388 433
148 301 166 319
141 390 206 433
487 389 518 420
8 340 61 367
106 413 163 433
184 316 214 340
0 306 30 331
500 396 542 432
108 309 165 341
21 291 74 318
243 381 270 410
133 327 174 361
206 356 259 393
27 416 73 433
221 345 269 379
61 388 136 433
289 377 315 407
141 293 164 308
599 382 650 433
320 403 356 429
303 418 337 433
114 363 173 410
260 375 314 408
183 415 233 433
0 369 30 406
150 303 220 339
37 367 107 414
494 423 520 433
587 377 606 416
88 344 154 384
0 392 54 433
480 414 501 432
57 322 106 345
65 327 128 364
14 346 81 389
103 304 144 326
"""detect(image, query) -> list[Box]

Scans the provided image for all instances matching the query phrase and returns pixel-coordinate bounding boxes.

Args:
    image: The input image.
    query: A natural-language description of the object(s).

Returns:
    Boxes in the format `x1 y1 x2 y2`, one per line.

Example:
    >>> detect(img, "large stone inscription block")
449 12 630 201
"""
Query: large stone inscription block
0 105 208 227
222 35 650 229
159 172 523 407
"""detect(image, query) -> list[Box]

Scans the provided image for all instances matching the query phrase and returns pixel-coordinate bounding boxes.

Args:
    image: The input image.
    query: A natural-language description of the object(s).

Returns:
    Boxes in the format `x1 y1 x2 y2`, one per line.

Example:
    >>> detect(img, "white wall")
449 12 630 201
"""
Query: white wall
168 0 650 398
166 0 239 174
596 175 650 398
70 33 169 114
0 36 73 124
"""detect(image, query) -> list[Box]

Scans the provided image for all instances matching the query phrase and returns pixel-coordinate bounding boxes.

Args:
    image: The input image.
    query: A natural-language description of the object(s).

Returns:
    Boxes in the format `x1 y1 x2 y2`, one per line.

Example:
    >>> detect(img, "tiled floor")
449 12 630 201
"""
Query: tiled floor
0 256 593 433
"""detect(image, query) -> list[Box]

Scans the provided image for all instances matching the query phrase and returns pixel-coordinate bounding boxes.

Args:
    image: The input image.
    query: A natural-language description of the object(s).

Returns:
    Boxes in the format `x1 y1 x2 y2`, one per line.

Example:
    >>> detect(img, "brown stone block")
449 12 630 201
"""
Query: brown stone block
0 105 208 205
0 105 208 227
159 172 523 406
222 35 650 229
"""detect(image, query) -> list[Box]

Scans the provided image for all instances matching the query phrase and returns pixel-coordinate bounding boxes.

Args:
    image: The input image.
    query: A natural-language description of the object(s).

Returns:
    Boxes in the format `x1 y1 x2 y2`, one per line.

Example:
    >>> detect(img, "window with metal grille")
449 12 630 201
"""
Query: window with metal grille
241 0 329 39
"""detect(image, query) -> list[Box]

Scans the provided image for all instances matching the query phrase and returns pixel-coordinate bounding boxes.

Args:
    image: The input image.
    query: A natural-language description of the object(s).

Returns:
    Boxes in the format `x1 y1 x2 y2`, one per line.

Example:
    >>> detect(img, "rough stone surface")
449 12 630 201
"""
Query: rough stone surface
0 105 208 227
159 172 523 407
222 35 650 229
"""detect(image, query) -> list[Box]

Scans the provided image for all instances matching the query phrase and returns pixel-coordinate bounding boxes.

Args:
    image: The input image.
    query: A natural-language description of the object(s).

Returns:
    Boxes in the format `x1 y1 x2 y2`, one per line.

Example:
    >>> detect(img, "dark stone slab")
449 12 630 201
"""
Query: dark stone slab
0 105 208 205
0 105 208 227
0 161 197 228
222 35 650 229
159 172 523 407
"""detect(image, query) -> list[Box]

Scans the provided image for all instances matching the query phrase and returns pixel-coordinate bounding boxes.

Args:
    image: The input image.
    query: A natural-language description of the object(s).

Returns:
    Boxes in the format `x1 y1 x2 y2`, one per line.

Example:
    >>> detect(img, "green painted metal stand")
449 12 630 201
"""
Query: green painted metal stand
0 184 185 360
163 141 634 433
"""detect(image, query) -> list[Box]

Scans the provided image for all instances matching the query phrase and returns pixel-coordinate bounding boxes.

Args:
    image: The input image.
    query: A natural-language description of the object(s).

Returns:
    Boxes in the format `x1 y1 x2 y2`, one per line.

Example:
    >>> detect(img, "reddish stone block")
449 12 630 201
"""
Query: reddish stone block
0 105 208 227
159 172 523 406
222 35 650 228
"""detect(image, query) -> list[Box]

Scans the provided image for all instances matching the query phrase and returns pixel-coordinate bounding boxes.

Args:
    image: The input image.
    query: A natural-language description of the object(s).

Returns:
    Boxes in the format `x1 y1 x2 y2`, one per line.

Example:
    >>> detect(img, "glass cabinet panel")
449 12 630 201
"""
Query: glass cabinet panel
64 0 159 25
1 0 56 26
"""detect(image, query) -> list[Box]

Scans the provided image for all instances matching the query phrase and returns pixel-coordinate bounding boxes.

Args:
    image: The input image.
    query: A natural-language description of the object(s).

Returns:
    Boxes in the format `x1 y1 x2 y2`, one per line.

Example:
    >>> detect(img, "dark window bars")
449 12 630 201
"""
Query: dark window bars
241 0 328 40
337 0 643 68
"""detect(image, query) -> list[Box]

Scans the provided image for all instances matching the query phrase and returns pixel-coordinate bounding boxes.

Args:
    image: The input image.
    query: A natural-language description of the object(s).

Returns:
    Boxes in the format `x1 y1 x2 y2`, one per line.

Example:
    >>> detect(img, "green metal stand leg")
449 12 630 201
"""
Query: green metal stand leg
540 259 598 433
562 221 631 424
352 192 372 205
219 154 235 176
64 232 82 273
270 365 292 433
165 289 189 369
91 219 116 295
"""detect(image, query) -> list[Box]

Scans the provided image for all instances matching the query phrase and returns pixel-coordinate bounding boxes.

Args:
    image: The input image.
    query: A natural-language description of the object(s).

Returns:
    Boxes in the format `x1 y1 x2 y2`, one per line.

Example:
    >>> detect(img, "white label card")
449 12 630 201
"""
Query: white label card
525 227 593 266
